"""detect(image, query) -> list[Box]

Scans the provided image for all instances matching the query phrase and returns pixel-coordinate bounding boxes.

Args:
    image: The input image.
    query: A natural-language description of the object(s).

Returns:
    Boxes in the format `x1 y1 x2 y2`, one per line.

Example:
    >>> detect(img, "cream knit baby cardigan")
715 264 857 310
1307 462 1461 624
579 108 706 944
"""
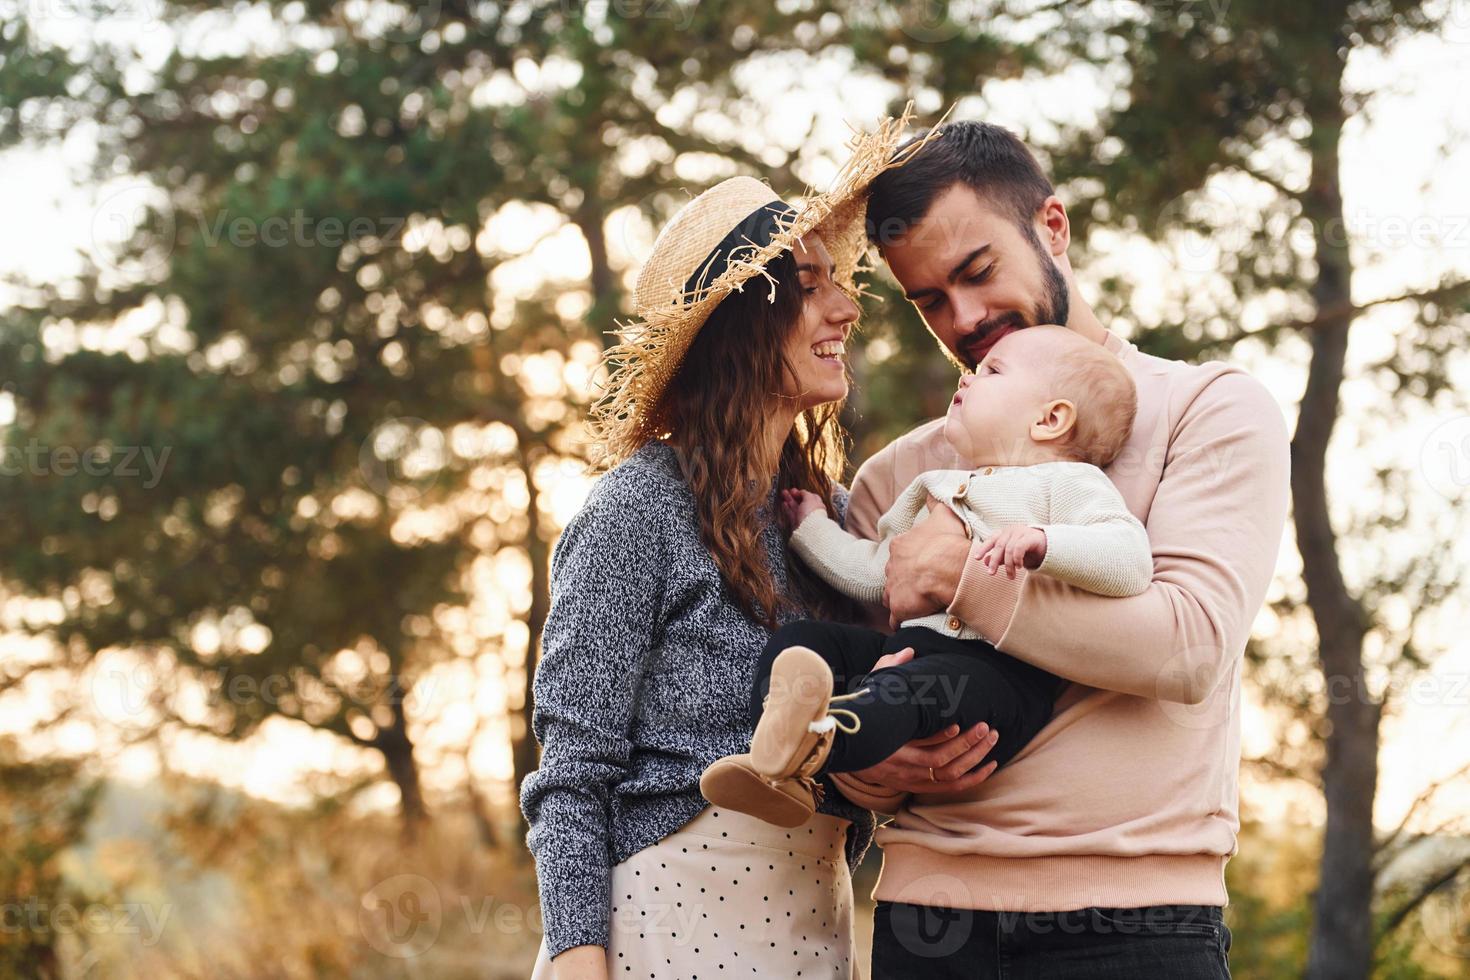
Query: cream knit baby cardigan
789 461 1151 642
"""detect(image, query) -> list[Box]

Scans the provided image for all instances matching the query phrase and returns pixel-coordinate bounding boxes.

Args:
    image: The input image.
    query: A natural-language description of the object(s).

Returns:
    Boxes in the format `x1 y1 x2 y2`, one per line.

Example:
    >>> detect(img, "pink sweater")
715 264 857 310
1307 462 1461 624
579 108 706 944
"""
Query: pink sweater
832 330 1290 912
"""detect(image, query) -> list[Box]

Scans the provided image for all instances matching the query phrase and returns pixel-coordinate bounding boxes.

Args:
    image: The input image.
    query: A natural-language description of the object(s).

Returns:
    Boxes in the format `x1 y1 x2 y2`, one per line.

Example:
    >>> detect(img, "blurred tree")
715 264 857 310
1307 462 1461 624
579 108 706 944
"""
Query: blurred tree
9 6 1466 973
0 736 104 978
1018 2 1470 977
1224 817 1318 978
0 0 940 843
836 7 1043 456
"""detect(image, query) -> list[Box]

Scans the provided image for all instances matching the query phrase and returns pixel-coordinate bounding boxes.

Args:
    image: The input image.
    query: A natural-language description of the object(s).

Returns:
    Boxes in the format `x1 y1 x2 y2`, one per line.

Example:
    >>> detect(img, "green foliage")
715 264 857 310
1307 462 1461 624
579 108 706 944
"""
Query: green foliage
0 737 105 978
0 0 1046 831
3 3 1469 977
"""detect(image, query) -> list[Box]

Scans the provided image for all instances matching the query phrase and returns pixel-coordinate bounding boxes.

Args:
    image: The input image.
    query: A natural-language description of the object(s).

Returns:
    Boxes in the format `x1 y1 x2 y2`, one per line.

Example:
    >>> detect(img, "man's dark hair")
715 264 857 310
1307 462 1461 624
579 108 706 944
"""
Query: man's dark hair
866 120 1055 247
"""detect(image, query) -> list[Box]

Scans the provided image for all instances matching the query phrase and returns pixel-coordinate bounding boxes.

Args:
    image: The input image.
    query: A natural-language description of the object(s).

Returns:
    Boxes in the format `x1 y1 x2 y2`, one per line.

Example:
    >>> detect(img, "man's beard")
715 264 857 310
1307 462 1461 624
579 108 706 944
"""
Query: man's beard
957 231 1072 368
1032 231 1071 326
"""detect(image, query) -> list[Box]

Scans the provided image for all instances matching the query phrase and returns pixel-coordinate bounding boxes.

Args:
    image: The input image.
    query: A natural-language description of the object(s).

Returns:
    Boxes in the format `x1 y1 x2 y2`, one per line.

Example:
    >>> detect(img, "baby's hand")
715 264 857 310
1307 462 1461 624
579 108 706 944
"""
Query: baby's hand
976 525 1047 578
780 488 826 532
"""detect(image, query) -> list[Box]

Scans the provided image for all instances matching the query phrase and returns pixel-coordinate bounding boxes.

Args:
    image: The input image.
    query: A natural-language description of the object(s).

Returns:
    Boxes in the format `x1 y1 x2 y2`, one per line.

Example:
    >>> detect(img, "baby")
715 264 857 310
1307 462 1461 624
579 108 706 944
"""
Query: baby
700 325 1152 827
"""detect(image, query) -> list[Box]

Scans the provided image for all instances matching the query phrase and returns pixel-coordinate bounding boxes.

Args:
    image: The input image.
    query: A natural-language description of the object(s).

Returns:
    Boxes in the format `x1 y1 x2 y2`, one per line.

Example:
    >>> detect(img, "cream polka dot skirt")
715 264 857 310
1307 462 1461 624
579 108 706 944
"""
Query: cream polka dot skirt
531 806 857 979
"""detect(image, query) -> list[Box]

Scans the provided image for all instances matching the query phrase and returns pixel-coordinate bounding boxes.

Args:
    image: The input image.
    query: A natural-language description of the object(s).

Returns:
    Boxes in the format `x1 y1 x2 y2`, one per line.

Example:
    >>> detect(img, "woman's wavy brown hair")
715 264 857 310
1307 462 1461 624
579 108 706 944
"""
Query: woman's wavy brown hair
650 251 852 628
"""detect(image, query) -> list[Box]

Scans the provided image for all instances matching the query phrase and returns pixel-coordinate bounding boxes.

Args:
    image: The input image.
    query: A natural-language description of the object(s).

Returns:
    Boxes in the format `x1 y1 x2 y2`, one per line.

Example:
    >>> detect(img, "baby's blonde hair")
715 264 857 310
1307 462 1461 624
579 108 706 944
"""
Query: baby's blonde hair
1031 326 1137 467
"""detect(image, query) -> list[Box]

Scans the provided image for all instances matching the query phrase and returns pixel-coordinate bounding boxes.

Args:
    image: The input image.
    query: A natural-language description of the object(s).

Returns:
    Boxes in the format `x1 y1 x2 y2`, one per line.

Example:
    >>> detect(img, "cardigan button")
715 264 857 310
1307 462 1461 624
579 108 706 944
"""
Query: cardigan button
954 482 969 497
947 616 962 631
983 467 995 476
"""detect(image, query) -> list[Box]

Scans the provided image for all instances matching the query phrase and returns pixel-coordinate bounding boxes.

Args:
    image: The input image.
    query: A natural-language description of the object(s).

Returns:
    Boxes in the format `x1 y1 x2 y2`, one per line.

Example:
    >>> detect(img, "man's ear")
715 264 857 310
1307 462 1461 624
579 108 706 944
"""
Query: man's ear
1031 398 1077 443
1036 196 1070 256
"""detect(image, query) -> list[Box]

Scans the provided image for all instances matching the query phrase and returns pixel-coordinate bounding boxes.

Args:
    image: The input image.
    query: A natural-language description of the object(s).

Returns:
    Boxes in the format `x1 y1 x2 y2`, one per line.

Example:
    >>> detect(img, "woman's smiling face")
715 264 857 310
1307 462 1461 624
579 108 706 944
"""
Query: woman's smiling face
781 235 860 411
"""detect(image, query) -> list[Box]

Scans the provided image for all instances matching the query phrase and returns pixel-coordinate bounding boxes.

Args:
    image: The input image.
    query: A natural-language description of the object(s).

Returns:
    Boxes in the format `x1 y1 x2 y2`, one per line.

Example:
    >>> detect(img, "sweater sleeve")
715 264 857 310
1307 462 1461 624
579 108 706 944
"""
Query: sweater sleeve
789 512 891 605
948 370 1290 702
518 479 666 958
1031 466 1153 598
825 444 912 816
846 438 901 542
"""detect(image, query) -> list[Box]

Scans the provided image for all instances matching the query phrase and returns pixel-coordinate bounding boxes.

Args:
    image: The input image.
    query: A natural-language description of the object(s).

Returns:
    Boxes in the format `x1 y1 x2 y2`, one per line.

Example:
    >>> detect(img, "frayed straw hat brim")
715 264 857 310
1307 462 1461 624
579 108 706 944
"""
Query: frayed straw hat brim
589 102 945 465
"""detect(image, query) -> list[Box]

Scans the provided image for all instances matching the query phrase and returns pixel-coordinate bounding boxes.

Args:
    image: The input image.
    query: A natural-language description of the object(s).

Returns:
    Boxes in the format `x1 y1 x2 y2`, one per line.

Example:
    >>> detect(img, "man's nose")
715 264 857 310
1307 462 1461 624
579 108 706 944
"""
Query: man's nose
949 293 989 336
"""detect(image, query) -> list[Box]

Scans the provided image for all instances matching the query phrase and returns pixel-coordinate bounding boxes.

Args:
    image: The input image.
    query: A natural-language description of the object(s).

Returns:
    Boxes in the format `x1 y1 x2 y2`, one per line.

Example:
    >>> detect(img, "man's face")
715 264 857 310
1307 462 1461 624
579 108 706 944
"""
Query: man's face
879 183 1070 369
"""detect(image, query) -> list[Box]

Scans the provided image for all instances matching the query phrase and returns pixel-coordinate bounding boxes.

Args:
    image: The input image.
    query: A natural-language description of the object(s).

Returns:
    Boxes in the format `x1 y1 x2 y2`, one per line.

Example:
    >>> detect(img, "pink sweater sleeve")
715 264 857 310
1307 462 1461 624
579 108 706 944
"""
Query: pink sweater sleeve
951 370 1290 701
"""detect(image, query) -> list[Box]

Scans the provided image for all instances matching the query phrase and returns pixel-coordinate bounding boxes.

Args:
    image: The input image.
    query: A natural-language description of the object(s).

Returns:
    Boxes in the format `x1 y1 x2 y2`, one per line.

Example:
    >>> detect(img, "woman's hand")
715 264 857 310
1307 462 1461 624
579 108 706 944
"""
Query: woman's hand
551 944 608 980
854 647 1002 794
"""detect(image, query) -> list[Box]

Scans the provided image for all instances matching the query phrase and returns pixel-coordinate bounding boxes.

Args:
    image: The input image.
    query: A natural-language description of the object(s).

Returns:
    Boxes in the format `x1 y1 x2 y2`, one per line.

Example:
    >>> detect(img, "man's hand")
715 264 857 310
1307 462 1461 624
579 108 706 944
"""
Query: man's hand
851 646 1002 794
882 499 970 628
780 488 825 533
847 721 1001 795
976 525 1047 577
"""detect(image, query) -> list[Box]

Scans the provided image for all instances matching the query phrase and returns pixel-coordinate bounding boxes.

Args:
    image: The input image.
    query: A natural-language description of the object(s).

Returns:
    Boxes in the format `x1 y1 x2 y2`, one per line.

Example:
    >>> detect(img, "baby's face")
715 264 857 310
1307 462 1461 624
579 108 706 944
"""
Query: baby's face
943 327 1057 463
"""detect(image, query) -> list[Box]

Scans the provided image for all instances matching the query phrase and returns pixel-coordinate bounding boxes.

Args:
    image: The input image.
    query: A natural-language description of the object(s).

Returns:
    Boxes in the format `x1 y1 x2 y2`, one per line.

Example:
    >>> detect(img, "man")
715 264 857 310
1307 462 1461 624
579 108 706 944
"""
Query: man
836 120 1289 977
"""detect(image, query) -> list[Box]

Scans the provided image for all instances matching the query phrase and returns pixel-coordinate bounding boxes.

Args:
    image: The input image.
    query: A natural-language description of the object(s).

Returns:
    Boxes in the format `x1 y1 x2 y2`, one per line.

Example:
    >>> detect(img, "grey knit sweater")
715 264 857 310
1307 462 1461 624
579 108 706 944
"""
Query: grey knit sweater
519 441 874 958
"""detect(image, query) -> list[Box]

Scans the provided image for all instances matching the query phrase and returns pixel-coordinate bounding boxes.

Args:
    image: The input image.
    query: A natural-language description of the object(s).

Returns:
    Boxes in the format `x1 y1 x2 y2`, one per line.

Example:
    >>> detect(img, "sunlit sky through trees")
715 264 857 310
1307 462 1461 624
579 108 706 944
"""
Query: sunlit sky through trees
2 4 1468 832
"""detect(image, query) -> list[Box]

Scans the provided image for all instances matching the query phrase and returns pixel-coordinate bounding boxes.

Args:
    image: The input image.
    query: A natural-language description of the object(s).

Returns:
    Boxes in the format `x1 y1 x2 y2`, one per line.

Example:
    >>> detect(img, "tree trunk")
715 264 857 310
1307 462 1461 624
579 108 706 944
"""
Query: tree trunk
1300 45 1379 980
379 691 429 842
510 438 552 852
576 201 620 341
466 777 501 849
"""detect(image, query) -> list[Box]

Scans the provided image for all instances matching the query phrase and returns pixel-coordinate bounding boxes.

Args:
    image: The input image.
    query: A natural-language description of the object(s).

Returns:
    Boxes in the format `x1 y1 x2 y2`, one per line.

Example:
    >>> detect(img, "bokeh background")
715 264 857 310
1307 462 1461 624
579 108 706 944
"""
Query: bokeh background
2 1 1470 977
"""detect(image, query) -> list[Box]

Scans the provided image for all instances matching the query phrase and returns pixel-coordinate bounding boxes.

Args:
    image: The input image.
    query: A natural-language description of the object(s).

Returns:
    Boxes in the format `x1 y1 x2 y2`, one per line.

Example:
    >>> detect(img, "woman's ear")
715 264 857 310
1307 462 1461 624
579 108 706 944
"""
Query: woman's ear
1031 398 1078 443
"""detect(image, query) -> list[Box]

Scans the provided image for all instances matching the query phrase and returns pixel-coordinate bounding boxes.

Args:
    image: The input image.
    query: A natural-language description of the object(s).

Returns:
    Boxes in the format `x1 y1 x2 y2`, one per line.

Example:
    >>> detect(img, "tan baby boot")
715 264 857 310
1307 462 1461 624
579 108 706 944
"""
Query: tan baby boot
751 646 840 779
699 753 825 828
698 646 863 828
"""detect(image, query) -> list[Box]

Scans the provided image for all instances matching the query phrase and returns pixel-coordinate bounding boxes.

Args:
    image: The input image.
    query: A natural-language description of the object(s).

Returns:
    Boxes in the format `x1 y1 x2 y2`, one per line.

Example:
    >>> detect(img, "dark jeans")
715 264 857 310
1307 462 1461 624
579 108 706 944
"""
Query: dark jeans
749 619 1063 773
871 901 1233 979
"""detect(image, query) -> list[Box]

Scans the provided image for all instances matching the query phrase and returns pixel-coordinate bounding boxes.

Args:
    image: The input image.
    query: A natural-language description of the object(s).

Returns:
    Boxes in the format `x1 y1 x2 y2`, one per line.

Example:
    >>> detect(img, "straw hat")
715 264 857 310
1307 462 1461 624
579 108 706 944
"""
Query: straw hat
589 104 941 464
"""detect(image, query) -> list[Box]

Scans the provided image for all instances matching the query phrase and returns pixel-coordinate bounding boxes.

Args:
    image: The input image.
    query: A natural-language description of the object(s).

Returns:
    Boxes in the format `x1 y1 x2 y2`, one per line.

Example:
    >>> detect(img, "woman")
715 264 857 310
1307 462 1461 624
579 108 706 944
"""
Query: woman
521 116 927 980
